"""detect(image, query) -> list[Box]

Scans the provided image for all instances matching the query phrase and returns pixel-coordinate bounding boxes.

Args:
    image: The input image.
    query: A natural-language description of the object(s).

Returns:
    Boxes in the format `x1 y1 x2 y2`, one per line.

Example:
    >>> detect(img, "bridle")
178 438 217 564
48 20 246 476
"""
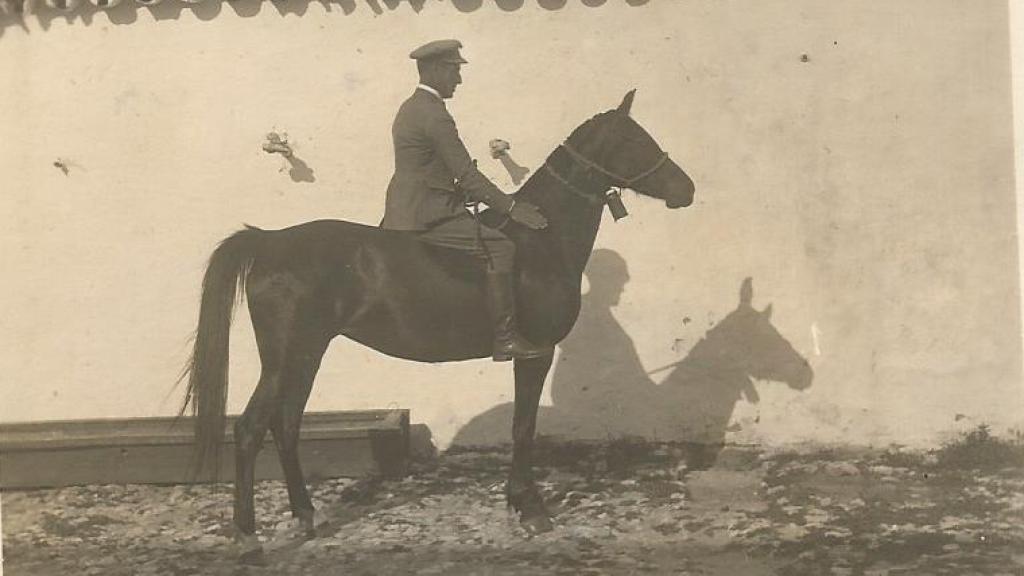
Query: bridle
542 133 671 217
560 142 670 192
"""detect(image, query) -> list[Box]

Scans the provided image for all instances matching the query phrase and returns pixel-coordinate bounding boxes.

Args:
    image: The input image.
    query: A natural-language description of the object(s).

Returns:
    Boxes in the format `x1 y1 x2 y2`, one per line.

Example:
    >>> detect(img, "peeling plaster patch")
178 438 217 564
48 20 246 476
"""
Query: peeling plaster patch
811 322 822 356
113 88 139 116
343 72 363 91
808 401 843 428
262 132 316 184
53 158 86 176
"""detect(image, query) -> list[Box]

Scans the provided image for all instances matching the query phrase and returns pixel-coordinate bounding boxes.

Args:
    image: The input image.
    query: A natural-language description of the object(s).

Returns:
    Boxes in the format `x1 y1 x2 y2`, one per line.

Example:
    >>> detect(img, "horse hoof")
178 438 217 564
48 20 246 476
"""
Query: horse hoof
238 546 267 566
520 513 554 535
299 520 330 539
298 510 331 538
235 533 265 565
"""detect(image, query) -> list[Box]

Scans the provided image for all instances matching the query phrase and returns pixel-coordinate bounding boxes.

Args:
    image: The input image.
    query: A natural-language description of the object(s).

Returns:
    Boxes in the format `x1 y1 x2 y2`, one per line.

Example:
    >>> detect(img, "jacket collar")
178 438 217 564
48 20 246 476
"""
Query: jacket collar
416 84 443 100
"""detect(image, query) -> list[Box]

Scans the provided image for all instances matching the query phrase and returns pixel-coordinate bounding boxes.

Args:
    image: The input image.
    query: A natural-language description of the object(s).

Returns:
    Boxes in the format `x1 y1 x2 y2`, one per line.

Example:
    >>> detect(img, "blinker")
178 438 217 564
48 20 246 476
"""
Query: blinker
606 189 628 221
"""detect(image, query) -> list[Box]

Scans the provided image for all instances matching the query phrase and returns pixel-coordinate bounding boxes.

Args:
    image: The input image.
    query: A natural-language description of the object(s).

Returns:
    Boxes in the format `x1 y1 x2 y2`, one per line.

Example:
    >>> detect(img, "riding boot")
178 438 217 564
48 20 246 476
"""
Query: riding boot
485 271 550 362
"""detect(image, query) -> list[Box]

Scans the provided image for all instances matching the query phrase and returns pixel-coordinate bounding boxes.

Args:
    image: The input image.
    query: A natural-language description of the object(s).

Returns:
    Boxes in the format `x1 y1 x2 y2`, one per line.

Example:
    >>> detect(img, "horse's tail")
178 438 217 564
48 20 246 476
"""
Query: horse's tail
178 225 264 479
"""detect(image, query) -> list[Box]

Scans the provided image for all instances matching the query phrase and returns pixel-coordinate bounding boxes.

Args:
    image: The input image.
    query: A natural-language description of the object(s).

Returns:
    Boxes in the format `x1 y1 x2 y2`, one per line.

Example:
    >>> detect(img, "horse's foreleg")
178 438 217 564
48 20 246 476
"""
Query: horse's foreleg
509 352 554 534
270 343 327 537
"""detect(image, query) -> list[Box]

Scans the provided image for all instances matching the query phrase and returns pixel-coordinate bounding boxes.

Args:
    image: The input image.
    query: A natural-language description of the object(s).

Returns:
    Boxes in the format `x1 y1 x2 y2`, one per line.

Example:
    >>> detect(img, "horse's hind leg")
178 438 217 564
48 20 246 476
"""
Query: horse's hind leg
233 320 326 564
269 340 328 537
508 353 555 534
232 361 284 564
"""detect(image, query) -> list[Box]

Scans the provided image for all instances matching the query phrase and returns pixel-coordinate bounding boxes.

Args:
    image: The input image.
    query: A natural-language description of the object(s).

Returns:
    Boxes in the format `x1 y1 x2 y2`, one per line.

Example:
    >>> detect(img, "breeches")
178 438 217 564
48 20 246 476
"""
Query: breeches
417 214 515 273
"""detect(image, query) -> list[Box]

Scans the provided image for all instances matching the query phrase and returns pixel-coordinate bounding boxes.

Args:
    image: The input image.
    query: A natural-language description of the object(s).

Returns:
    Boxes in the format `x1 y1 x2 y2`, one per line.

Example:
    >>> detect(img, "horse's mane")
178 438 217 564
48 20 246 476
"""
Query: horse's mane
512 110 616 204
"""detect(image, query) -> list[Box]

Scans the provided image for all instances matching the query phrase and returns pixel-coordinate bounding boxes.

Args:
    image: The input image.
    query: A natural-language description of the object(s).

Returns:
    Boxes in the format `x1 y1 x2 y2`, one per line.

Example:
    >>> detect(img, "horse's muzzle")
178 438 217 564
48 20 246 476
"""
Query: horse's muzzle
666 188 694 208
667 195 693 209
665 174 695 208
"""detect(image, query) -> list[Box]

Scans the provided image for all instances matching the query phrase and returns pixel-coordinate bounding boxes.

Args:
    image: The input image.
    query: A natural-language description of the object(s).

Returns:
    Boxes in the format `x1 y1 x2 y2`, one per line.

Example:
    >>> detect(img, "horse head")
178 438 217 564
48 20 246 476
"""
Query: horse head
550 90 696 213
609 90 695 209
687 278 814 393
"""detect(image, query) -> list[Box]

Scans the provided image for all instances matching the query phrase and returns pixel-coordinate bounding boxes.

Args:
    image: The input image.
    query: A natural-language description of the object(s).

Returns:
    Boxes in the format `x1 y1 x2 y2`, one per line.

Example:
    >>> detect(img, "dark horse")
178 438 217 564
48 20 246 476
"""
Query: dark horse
179 91 695 562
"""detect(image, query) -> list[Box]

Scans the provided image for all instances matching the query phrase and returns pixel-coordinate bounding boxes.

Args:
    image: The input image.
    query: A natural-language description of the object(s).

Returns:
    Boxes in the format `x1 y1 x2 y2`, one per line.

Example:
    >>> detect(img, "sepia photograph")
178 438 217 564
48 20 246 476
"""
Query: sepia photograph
1 0 1023 574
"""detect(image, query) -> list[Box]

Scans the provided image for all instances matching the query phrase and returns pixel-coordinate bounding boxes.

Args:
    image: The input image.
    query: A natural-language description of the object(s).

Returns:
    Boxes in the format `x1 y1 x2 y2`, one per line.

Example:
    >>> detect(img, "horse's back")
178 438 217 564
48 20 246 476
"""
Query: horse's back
272 219 414 250
254 219 477 278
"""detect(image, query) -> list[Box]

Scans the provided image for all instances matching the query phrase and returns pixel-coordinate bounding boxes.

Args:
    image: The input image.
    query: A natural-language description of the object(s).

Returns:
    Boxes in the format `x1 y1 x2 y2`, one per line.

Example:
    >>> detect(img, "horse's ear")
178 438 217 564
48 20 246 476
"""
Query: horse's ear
740 277 753 307
762 304 773 321
617 89 636 115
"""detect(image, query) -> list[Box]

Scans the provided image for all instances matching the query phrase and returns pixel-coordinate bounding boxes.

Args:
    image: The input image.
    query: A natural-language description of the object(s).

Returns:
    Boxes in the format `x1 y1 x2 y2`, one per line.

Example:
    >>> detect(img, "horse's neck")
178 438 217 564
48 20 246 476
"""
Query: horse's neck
514 149 606 280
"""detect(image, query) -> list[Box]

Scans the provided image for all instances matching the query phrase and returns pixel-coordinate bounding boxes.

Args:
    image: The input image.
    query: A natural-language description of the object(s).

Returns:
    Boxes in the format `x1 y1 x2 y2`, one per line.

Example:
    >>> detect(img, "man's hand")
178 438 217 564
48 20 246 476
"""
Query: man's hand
509 200 548 230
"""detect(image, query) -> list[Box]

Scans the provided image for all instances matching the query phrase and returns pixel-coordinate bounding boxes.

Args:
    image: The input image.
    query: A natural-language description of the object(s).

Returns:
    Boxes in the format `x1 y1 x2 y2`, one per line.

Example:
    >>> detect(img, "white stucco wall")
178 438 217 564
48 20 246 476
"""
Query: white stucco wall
1 0 1020 450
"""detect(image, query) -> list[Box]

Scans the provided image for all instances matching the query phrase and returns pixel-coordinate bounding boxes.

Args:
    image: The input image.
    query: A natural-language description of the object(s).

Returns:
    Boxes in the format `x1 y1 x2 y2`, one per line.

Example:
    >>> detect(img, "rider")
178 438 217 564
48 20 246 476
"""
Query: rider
380 39 550 362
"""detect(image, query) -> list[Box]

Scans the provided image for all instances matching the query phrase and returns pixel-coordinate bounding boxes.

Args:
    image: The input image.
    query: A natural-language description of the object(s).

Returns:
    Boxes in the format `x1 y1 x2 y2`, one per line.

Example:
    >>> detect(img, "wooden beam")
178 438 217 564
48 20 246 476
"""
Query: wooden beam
0 410 409 489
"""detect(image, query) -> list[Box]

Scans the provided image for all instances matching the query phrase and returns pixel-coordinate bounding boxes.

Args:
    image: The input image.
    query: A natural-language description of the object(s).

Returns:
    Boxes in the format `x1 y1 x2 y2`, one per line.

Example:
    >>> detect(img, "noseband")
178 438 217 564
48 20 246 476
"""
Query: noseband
560 142 670 191
543 140 671 219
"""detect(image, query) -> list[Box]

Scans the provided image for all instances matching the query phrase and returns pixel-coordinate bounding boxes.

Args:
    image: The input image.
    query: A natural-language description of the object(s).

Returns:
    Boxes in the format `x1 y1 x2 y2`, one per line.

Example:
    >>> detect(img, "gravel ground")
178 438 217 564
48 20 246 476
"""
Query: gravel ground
3 441 1023 575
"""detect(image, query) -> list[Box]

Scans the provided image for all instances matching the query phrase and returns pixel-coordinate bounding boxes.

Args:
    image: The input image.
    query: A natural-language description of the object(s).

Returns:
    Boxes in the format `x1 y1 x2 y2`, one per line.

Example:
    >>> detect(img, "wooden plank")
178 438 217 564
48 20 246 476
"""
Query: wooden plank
0 410 409 489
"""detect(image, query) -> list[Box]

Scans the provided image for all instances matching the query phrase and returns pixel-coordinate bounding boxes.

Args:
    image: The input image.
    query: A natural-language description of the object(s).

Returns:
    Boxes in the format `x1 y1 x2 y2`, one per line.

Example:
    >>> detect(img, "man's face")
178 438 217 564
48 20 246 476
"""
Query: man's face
434 61 462 99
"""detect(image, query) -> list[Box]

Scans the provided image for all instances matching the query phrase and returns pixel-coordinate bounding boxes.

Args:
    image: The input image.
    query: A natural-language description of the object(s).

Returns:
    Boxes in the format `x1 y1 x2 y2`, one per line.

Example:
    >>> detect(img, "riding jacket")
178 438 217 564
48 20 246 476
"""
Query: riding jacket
380 88 513 231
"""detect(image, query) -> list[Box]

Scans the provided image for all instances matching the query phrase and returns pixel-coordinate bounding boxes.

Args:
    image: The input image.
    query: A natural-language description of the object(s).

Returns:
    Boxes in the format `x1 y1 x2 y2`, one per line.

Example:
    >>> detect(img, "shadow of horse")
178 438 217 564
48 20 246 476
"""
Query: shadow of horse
650 277 813 467
451 269 813 469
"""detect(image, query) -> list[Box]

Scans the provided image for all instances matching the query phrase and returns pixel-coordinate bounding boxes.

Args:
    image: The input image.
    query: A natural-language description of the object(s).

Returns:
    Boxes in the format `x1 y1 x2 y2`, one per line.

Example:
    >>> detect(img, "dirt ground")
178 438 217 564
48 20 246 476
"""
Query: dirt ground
3 439 1023 576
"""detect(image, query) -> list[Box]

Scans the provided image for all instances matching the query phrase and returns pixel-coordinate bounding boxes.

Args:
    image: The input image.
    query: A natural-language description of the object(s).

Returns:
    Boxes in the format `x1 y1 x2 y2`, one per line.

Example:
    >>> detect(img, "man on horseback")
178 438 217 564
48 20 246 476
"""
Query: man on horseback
381 39 550 362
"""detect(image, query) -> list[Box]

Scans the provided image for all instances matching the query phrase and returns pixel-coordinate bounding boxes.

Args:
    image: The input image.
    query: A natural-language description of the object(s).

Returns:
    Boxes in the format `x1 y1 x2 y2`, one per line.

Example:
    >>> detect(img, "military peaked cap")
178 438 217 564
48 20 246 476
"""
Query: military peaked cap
409 39 468 64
